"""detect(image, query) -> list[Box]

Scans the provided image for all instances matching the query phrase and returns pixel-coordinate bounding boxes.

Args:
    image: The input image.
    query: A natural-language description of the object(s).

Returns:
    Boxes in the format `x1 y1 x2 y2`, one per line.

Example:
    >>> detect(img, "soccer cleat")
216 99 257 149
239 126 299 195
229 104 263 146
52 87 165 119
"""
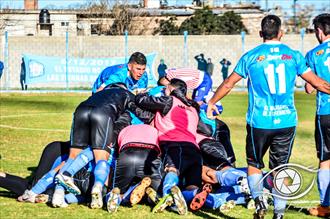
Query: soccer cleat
309 205 330 217
253 196 268 219
190 183 212 211
152 194 174 213
219 200 235 213
130 177 152 205
106 187 121 213
146 187 160 204
17 190 36 203
171 186 188 215
52 188 67 208
35 194 50 204
55 173 81 195
238 177 250 195
90 184 104 209
272 213 284 219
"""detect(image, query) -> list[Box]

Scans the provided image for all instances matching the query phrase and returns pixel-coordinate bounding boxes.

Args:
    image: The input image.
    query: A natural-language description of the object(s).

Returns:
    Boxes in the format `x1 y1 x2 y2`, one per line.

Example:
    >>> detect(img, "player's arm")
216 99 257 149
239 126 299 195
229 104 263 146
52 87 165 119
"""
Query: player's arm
99 74 122 92
301 71 330 94
207 72 242 118
135 92 173 115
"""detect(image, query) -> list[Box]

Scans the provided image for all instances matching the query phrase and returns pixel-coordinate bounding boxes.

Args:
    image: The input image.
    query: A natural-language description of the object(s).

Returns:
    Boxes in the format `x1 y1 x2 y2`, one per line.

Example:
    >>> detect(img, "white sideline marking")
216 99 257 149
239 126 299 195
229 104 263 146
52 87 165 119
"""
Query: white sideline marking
0 124 67 132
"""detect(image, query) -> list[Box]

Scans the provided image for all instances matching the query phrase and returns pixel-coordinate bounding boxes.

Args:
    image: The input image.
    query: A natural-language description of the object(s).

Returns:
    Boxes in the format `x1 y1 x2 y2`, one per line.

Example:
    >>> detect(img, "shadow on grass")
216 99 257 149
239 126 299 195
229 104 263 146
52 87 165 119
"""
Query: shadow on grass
192 208 236 219
286 205 310 216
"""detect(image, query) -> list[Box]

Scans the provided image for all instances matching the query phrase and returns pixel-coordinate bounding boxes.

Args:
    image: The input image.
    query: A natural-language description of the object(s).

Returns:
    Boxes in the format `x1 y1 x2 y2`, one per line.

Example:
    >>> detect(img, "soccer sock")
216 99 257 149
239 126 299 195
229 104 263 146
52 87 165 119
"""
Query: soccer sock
65 193 85 204
204 192 227 209
31 170 56 194
263 174 274 191
93 160 110 187
318 169 330 206
162 172 179 196
182 189 198 203
216 167 246 186
272 188 286 214
122 184 139 204
247 173 263 199
59 158 74 174
50 155 68 170
63 148 93 177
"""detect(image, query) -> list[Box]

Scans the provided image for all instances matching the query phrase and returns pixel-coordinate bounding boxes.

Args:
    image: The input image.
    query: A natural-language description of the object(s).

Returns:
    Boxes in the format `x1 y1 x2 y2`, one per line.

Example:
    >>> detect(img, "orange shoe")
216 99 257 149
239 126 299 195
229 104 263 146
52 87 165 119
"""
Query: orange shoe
190 183 212 211
309 205 330 217
130 177 152 205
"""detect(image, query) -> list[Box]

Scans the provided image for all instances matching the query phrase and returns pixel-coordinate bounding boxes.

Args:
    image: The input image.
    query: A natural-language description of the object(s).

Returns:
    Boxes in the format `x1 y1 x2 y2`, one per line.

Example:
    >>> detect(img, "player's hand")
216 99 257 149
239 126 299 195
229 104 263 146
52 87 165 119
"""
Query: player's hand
206 103 220 119
202 166 217 184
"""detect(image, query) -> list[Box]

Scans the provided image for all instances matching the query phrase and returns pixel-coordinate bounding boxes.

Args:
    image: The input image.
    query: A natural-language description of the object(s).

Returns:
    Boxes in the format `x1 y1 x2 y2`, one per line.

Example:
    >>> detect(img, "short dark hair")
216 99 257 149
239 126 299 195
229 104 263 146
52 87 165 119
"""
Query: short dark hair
170 78 188 96
128 52 147 65
261 15 281 40
313 13 330 36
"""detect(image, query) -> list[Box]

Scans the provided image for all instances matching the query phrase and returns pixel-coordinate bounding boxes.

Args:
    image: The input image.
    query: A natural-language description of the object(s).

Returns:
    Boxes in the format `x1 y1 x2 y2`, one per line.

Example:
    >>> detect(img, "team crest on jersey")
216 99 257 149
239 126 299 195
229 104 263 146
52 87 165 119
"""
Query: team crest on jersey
256 55 265 62
316 49 324 56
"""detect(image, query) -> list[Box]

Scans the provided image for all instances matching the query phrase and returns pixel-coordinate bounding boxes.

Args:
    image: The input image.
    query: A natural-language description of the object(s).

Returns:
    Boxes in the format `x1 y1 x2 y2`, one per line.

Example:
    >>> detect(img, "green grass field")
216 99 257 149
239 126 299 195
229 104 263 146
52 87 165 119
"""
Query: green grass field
0 92 321 218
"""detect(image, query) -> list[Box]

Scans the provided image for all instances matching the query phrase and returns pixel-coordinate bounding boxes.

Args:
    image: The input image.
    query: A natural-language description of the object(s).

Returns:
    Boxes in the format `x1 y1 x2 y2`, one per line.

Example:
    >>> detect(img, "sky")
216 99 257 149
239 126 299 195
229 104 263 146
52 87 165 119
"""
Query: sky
0 0 329 13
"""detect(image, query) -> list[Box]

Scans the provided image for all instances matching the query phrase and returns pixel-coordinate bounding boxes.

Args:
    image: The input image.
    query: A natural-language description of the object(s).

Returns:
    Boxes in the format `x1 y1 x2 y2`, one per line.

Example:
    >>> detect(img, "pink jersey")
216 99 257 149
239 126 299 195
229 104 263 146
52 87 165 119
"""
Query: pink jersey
118 124 160 153
166 68 203 89
154 96 199 146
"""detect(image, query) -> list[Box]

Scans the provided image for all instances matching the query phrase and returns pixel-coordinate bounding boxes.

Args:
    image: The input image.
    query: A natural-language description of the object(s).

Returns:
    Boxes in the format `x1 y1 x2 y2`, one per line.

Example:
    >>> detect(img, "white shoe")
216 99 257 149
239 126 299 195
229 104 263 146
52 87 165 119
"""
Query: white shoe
17 190 36 203
52 188 68 208
106 187 121 213
238 177 250 195
90 184 103 209
55 173 81 195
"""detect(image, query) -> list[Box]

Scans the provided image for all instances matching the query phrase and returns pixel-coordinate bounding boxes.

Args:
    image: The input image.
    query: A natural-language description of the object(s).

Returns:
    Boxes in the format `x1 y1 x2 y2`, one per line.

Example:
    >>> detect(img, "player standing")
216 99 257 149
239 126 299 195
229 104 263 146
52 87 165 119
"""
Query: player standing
207 15 330 219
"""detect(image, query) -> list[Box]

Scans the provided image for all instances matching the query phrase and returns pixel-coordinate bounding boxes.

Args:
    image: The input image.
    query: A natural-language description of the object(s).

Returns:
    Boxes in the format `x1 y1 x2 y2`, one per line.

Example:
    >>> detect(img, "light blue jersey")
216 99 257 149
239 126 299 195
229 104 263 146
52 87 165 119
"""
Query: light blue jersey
92 64 148 93
305 39 330 115
234 41 310 129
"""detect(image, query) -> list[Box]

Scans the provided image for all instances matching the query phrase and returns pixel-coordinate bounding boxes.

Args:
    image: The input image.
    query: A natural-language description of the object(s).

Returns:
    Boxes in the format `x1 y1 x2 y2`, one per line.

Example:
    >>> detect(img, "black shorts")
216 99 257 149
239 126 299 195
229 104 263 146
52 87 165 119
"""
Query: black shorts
199 138 231 170
246 124 296 170
114 147 162 194
315 115 330 161
70 104 114 153
214 120 236 165
160 142 202 188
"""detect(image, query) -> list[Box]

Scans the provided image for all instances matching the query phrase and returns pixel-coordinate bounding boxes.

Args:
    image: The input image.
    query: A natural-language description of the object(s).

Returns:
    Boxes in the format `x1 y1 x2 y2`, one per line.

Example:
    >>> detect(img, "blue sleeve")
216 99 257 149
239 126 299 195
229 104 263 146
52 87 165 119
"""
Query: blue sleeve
233 54 249 78
305 51 316 73
104 72 124 87
138 73 148 88
295 51 310 76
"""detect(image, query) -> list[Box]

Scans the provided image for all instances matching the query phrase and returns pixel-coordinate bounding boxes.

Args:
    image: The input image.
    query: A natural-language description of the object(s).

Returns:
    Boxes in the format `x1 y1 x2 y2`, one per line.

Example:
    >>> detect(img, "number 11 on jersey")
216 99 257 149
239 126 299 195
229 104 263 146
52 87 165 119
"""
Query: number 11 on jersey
264 63 286 94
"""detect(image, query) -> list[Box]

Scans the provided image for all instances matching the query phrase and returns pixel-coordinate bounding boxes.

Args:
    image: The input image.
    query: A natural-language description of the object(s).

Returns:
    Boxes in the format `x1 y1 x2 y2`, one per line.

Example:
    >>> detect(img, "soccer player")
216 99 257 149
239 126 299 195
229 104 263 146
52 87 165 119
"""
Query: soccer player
92 52 148 93
106 124 162 213
304 13 330 218
136 79 201 215
207 15 330 219
54 83 152 209
158 67 213 104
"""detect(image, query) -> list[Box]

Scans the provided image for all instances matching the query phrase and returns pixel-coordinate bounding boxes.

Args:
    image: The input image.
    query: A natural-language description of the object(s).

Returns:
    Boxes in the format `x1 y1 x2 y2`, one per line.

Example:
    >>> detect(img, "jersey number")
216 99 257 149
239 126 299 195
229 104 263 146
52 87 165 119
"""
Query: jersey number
264 63 286 94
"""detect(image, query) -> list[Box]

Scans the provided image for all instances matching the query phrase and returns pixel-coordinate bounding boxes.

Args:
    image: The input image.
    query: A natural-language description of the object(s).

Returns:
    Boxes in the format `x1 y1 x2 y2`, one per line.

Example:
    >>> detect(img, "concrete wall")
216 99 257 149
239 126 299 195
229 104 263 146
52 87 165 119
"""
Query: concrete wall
0 34 318 89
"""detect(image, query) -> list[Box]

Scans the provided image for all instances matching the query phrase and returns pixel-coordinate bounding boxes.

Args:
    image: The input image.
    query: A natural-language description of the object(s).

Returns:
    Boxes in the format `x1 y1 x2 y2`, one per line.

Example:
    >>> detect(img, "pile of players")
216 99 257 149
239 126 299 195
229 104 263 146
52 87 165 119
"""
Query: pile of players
0 14 329 219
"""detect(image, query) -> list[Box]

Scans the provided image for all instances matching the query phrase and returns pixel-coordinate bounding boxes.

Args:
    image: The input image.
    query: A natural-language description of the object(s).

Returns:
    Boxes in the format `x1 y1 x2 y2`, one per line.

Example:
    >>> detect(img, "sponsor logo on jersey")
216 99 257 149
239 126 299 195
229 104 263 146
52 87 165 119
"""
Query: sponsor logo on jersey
256 55 265 62
281 54 292 60
316 49 324 56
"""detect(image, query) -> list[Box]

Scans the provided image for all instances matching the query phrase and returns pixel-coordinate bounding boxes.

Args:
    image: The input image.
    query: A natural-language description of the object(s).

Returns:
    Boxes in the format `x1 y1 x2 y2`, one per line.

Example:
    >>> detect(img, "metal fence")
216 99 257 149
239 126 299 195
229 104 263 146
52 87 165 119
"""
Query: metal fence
0 30 314 91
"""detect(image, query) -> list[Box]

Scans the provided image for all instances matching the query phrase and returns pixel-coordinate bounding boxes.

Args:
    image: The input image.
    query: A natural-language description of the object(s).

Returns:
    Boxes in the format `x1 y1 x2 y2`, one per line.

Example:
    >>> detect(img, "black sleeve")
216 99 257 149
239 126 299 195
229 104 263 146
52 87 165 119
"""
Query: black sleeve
126 92 155 124
197 119 213 137
135 92 173 116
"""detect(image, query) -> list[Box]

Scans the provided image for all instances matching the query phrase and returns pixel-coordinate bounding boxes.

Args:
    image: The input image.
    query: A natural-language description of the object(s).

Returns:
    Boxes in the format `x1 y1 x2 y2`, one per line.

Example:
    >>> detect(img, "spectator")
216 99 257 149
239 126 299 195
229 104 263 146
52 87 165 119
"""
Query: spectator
194 53 207 72
157 58 167 80
0 61 3 79
20 58 27 90
206 58 214 76
220 58 231 81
